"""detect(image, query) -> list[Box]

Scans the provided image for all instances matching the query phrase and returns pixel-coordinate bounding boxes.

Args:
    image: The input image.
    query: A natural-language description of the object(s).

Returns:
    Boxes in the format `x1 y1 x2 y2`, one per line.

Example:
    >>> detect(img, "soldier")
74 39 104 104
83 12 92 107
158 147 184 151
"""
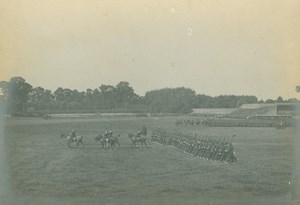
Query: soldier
188 141 194 155
220 142 229 162
141 125 147 138
200 142 206 158
204 142 211 159
136 129 142 138
108 130 113 138
70 129 76 139
104 128 109 138
103 128 110 147
225 143 236 162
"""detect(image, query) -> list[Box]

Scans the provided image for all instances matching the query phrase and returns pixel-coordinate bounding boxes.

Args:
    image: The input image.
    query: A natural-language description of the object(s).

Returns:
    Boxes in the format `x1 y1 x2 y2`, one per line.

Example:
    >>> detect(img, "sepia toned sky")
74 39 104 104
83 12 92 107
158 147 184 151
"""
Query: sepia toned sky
0 0 299 100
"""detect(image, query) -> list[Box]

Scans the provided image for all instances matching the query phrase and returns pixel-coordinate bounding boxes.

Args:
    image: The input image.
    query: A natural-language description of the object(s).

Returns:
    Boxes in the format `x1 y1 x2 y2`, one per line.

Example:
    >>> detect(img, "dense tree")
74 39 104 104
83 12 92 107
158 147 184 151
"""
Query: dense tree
145 87 196 113
115 81 135 109
99 84 116 110
287 98 299 103
265 99 275 103
28 87 54 110
90 89 100 109
2 76 299 115
192 94 212 108
276 96 284 103
84 88 93 109
0 95 5 114
0 77 32 114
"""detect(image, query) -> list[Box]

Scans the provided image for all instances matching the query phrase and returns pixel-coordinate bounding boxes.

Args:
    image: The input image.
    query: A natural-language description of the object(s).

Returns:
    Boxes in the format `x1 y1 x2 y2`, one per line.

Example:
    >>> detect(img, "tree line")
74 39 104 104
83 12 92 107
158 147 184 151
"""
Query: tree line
0 76 299 115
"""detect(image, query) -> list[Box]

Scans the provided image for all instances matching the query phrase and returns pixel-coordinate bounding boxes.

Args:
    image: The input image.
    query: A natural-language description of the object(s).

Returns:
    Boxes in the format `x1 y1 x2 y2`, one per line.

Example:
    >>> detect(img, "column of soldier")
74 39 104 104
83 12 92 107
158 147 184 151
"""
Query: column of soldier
151 129 237 163
175 118 293 128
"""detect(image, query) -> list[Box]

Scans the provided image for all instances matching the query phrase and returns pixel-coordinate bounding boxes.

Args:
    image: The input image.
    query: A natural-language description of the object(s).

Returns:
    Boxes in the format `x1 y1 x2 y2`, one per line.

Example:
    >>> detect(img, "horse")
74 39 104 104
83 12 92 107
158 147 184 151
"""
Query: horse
60 133 67 138
128 133 147 148
94 134 120 149
94 134 106 148
106 135 121 150
66 135 84 148
60 133 84 148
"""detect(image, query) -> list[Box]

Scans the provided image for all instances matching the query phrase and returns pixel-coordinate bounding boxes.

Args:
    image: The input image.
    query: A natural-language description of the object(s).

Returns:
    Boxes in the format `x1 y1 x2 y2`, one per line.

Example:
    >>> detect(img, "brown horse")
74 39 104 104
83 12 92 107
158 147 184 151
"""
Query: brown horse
94 134 120 149
61 133 84 148
128 133 147 148
107 135 121 150
67 135 84 148
94 134 106 148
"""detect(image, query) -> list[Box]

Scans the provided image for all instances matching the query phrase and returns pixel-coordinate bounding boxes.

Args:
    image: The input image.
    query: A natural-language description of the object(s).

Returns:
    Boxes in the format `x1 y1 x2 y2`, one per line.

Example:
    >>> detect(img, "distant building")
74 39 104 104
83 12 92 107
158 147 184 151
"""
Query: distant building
192 103 300 117
276 103 300 116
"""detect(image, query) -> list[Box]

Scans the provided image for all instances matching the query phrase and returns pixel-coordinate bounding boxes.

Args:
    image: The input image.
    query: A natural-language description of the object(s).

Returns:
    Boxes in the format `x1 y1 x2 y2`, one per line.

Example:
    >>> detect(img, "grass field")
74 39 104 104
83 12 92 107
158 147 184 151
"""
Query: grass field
0 116 299 205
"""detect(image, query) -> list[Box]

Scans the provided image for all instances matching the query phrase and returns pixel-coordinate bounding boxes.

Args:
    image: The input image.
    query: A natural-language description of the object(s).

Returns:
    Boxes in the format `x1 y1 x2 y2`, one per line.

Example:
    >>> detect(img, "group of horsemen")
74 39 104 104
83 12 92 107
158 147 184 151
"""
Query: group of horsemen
69 126 148 147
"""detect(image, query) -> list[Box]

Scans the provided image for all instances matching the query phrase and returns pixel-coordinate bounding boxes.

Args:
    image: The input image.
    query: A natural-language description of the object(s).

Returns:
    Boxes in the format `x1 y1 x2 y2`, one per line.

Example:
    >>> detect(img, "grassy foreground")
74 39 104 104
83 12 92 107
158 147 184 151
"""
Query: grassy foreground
0 116 299 205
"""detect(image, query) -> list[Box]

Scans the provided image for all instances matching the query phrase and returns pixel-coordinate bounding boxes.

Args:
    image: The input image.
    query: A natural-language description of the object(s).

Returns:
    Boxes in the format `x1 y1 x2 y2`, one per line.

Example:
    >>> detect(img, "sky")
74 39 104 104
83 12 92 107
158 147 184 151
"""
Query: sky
0 0 299 100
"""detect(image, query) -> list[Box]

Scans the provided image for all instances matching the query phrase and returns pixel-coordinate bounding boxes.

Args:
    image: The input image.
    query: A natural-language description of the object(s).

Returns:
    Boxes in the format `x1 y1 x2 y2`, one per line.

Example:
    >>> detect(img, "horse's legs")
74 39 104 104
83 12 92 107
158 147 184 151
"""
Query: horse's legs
80 140 85 147
111 142 115 150
141 139 147 148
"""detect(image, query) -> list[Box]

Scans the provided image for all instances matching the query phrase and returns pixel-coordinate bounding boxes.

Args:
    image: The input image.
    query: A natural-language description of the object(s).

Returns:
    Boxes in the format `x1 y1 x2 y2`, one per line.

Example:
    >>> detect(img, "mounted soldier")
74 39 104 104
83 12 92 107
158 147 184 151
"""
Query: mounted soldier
70 129 76 139
141 125 147 138
66 129 84 148
104 128 109 139
136 129 142 138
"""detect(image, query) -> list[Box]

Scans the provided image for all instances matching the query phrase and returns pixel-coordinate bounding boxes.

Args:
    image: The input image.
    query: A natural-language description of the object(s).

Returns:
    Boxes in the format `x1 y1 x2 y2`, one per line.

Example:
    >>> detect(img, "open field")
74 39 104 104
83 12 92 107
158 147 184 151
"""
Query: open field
0 116 299 205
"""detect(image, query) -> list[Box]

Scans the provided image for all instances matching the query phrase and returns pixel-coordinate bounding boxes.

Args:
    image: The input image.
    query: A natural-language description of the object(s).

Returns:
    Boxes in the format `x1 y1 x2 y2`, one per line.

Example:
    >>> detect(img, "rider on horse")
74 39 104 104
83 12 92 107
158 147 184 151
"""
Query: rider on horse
70 129 76 139
108 130 113 138
104 128 110 138
141 125 147 138
136 129 142 138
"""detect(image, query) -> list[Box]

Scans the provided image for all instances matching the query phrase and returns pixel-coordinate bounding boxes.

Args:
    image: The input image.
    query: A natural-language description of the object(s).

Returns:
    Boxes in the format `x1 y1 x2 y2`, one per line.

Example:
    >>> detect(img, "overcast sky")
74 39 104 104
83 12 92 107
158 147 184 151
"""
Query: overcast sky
0 0 299 100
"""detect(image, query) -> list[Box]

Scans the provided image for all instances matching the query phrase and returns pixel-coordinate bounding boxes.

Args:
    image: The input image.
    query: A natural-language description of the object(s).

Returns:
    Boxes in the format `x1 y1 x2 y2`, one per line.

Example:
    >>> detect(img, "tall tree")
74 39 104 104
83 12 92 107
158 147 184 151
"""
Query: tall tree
99 84 116 110
115 81 135 109
28 86 54 110
85 89 93 109
276 96 284 103
145 87 196 113
92 88 101 110
0 77 32 114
